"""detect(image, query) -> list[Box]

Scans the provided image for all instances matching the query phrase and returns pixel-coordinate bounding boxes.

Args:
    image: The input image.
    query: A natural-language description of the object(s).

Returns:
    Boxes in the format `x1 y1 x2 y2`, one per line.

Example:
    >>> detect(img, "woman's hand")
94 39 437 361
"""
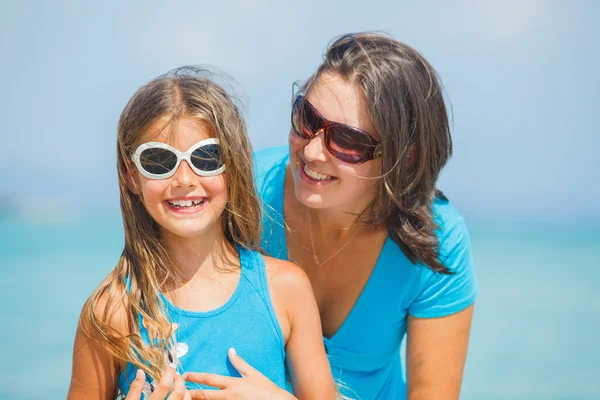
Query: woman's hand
126 364 192 400
184 348 296 400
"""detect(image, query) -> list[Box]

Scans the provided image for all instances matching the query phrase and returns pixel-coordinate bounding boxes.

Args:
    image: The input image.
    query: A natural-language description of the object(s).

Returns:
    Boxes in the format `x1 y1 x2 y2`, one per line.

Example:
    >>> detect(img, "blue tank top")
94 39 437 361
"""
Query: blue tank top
118 247 288 398
254 146 478 400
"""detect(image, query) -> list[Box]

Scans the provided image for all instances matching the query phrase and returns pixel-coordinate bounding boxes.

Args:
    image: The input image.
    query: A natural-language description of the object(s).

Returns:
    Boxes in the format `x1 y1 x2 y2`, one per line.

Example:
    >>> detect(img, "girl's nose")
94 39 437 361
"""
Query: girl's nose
172 161 197 188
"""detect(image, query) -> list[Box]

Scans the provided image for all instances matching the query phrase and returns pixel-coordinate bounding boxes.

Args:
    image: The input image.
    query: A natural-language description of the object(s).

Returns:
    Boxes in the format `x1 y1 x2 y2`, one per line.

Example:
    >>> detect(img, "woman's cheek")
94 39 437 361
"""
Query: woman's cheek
340 163 380 195
289 130 305 153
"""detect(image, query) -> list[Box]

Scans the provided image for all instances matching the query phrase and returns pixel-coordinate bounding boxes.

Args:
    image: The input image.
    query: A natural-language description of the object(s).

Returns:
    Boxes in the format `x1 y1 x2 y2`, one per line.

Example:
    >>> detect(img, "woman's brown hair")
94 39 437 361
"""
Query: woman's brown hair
301 32 453 274
80 66 262 390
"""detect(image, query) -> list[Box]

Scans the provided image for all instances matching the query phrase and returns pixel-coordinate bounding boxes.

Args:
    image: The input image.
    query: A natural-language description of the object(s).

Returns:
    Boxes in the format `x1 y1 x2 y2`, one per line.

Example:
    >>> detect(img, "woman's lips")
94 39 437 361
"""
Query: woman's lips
299 160 337 186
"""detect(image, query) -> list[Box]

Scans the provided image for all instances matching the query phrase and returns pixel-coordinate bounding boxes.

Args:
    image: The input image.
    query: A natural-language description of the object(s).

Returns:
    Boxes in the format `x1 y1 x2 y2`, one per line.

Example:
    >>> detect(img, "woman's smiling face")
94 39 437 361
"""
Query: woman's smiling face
289 72 382 214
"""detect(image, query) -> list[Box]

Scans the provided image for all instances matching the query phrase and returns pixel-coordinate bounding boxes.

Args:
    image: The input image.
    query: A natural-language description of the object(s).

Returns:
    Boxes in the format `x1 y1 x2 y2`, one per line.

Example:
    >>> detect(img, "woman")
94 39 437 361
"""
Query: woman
188 32 477 399
254 32 477 400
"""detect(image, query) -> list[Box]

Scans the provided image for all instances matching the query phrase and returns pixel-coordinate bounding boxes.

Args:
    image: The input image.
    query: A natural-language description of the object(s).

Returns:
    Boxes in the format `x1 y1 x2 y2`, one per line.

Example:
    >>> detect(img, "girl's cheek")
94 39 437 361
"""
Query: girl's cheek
142 180 169 203
207 175 228 201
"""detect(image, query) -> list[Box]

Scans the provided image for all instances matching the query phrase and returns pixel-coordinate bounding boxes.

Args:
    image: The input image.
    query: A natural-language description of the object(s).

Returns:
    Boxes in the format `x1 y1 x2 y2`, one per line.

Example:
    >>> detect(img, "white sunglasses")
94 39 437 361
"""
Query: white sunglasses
131 138 225 179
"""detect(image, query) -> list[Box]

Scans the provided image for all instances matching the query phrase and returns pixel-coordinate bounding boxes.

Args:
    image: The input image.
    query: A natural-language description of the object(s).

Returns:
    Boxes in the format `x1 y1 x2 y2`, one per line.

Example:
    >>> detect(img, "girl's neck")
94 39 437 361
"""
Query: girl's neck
160 225 238 285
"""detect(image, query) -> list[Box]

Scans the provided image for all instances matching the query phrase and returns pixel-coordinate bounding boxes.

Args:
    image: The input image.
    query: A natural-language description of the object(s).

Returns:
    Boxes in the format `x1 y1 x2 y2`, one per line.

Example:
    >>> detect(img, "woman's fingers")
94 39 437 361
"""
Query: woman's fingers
188 390 227 400
227 347 253 378
124 369 146 400
167 373 188 399
150 363 178 399
183 372 239 389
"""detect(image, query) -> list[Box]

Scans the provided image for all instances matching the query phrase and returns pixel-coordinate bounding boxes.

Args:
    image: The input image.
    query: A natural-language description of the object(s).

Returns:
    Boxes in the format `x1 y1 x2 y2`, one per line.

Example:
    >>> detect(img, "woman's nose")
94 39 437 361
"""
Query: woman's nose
303 130 328 162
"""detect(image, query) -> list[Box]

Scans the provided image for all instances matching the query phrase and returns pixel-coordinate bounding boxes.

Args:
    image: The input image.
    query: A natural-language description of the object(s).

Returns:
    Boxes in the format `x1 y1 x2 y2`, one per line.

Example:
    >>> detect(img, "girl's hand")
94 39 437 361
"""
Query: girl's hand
184 348 295 400
127 364 192 400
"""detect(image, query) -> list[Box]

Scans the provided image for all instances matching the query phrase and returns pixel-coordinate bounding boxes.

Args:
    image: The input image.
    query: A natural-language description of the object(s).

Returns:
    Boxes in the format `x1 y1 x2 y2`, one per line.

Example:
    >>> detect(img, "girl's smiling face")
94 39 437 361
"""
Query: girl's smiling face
289 72 382 214
131 117 228 240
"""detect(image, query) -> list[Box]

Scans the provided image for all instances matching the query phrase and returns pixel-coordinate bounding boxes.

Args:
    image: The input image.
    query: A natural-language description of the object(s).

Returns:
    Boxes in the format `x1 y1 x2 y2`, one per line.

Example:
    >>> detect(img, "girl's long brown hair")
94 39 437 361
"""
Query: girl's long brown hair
301 32 453 274
80 66 262 389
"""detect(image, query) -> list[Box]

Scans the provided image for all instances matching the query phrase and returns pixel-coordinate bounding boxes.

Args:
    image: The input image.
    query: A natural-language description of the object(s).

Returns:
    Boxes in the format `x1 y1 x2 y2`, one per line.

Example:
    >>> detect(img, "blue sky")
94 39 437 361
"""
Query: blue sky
1 1 598 223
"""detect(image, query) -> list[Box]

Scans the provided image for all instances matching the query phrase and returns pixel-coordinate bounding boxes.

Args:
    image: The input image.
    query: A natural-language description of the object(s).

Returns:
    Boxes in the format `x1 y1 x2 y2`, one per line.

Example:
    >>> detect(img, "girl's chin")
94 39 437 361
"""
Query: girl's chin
161 226 215 239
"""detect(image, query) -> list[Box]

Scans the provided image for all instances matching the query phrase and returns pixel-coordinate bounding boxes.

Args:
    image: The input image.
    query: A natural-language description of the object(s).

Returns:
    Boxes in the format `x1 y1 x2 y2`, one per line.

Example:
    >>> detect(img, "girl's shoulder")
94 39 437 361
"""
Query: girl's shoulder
261 256 314 342
79 277 131 338
262 256 311 294
262 256 315 315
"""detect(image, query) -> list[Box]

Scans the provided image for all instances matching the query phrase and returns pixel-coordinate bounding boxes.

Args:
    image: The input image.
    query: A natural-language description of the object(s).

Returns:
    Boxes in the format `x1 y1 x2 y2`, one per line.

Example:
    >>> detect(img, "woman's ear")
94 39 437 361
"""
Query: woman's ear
408 145 417 167
374 144 383 158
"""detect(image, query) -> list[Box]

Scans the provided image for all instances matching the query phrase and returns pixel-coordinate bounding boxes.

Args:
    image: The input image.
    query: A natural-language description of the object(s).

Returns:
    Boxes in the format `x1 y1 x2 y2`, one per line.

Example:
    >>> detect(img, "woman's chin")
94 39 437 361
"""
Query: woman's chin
294 185 328 209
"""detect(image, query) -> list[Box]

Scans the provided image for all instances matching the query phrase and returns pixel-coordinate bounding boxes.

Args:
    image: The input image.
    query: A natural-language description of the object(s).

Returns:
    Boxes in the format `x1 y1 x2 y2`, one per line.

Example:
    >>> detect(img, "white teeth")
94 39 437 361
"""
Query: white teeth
168 199 205 208
304 164 331 181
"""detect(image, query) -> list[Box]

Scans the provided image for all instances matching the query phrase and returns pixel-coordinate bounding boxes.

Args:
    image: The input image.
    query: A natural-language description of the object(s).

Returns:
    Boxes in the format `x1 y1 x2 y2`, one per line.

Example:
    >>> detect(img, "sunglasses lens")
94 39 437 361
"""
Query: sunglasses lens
139 148 178 175
328 126 374 163
302 101 321 134
191 144 223 171
291 98 314 139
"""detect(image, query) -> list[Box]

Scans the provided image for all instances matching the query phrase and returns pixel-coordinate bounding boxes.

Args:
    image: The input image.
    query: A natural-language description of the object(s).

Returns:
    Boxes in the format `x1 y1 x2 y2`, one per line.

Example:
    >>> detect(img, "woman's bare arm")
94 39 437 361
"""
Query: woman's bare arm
406 305 474 400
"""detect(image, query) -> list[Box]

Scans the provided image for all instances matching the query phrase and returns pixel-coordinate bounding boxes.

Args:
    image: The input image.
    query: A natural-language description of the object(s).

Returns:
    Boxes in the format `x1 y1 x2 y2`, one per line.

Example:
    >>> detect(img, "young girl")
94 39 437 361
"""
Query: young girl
67 67 337 400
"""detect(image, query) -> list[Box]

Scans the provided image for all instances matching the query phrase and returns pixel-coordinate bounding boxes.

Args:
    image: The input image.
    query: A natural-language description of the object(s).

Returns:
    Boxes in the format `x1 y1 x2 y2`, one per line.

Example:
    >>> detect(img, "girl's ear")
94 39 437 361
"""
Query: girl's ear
124 160 142 195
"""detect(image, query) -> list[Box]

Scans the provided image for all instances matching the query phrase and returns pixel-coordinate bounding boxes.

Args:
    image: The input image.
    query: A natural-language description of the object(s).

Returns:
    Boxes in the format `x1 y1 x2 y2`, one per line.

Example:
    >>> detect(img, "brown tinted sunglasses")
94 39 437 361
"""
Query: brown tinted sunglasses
291 95 381 164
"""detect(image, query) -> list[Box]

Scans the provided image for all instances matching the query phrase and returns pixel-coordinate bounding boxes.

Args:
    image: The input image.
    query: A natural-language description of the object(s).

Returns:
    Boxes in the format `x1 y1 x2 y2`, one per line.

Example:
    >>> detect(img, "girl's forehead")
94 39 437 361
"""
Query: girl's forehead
140 117 215 150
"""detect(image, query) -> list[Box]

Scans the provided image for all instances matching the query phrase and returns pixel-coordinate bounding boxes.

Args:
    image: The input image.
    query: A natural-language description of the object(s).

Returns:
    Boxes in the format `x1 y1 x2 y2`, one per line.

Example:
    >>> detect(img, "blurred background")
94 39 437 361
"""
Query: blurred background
1 1 598 399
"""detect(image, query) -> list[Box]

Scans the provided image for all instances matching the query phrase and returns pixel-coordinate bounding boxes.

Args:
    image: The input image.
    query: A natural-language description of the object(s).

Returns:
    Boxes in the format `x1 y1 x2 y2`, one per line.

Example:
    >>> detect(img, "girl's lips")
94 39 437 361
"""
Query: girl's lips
298 159 337 186
164 199 208 214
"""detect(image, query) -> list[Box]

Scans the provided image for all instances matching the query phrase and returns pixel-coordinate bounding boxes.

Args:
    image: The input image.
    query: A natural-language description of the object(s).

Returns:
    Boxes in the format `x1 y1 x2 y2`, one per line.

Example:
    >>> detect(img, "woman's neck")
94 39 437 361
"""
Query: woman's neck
310 206 361 231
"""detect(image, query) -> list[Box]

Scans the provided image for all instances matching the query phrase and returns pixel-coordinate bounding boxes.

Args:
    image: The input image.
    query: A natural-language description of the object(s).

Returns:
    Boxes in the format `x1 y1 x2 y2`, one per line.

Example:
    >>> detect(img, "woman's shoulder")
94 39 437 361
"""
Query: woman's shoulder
431 195 471 251
254 145 289 169
432 195 465 229
253 146 289 185
406 196 478 318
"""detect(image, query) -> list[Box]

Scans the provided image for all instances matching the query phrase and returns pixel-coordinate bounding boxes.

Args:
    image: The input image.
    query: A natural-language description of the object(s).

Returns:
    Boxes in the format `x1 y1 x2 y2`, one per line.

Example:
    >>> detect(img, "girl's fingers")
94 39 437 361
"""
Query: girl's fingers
183 372 239 389
125 369 146 400
150 363 177 399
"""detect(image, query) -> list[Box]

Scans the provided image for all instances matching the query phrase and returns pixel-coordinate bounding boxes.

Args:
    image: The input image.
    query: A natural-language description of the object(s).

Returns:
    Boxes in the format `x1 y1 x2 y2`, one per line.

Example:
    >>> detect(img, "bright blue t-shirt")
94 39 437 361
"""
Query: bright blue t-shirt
254 146 478 400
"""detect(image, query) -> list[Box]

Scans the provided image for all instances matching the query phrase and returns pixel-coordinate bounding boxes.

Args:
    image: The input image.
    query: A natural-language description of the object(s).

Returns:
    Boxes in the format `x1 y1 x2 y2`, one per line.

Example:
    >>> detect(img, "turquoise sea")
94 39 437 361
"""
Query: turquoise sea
1 212 598 399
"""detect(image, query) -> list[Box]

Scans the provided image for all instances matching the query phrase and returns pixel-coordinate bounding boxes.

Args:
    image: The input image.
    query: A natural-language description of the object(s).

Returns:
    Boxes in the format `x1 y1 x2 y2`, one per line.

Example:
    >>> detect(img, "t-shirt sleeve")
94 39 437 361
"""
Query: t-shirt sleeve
408 217 478 318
